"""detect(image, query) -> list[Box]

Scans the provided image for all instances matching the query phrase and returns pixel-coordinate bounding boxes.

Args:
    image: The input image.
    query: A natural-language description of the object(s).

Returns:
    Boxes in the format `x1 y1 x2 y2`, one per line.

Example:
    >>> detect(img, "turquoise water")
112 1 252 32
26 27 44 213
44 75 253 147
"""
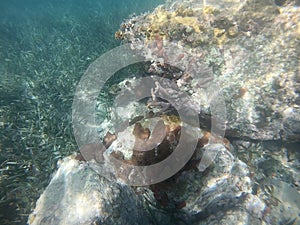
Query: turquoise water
1 0 300 224
0 0 164 224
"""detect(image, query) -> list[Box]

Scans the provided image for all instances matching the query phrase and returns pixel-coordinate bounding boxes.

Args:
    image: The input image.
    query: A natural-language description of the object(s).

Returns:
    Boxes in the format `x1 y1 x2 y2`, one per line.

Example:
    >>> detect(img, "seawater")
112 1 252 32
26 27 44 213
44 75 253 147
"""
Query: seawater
0 0 164 224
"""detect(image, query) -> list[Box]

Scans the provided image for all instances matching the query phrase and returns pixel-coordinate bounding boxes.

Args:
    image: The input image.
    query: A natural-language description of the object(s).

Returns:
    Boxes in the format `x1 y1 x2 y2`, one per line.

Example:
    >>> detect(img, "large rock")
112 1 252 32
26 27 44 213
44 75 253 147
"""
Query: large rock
28 155 151 225
116 0 300 141
29 1 300 224
154 144 268 225
28 145 300 225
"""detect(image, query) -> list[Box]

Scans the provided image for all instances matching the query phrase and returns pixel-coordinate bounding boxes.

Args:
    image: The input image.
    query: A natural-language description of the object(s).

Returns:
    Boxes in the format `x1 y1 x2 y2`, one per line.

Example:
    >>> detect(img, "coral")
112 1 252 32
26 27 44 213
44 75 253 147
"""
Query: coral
143 7 203 42
30 1 300 224
172 16 201 33
114 30 124 40
175 5 195 17
161 115 181 131
115 2 242 49
202 5 220 15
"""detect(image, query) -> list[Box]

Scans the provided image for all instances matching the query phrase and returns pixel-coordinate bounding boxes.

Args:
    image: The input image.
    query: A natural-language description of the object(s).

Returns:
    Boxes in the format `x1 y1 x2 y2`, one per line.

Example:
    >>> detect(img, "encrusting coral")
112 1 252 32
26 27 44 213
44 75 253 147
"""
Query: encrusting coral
115 4 240 47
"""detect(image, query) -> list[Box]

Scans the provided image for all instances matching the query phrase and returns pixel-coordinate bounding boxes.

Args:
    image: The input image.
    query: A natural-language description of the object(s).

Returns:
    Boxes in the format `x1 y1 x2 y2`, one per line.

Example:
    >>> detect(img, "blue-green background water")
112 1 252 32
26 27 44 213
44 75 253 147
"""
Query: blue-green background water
0 0 164 224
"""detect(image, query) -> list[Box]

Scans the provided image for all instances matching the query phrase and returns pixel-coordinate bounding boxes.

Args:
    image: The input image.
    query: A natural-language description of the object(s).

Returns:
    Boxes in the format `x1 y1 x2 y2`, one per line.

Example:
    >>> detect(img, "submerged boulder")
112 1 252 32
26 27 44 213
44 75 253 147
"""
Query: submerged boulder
27 155 151 225
116 0 300 141
29 0 300 224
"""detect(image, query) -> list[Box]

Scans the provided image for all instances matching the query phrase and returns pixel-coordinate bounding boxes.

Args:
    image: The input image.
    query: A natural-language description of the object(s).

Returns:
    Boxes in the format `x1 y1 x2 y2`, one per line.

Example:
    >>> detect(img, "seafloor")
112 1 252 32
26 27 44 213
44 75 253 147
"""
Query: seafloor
0 0 164 224
1 0 300 225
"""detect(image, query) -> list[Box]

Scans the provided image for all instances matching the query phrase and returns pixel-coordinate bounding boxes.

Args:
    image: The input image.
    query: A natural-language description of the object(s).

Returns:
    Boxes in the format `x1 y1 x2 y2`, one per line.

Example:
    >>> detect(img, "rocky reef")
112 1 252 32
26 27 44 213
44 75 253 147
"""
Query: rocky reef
116 0 300 142
29 0 300 224
28 155 152 225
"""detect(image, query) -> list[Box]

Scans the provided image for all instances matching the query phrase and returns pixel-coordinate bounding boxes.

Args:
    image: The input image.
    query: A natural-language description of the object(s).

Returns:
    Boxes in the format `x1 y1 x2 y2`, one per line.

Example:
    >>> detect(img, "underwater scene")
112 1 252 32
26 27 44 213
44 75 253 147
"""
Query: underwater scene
0 0 299 224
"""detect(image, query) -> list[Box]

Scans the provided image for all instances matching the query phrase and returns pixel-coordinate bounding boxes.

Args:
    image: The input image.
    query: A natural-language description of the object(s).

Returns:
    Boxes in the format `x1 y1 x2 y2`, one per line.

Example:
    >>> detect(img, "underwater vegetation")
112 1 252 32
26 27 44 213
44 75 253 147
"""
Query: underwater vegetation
92 0 300 224
1 0 300 224
0 0 165 224
41 0 298 222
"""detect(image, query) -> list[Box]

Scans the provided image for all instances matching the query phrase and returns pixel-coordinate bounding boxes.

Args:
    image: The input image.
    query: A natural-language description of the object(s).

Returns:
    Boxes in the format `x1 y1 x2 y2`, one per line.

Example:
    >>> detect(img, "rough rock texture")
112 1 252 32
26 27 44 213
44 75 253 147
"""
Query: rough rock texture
29 0 300 225
157 144 268 225
27 155 151 225
27 145 300 225
27 146 272 225
231 139 300 224
116 0 300 141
